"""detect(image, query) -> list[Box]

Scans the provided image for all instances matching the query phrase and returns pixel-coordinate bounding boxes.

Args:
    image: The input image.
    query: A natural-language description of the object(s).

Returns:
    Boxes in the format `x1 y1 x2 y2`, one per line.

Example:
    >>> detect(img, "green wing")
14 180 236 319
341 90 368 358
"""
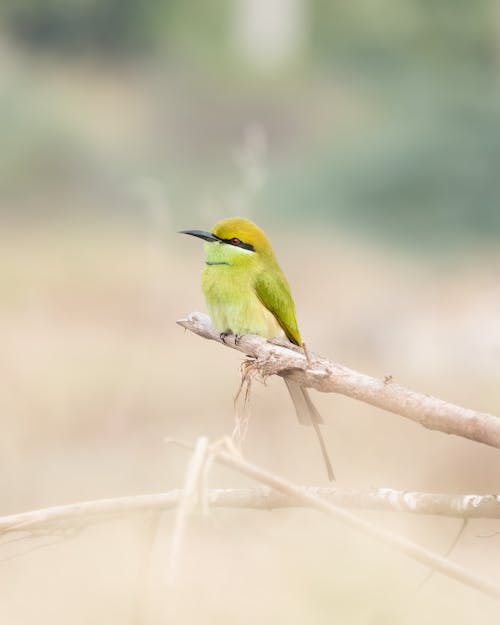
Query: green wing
255 267 302 346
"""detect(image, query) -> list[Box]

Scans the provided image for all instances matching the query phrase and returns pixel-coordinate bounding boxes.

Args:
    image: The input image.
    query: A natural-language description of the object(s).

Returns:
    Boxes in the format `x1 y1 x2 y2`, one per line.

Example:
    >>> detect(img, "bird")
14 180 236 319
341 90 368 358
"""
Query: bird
179 217 334 480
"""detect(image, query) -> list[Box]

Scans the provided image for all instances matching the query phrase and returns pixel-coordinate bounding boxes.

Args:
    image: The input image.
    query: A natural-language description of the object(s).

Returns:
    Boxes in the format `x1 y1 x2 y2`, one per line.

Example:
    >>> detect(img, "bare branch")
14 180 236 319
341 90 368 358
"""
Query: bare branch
177 312 500 449
2 486 500 542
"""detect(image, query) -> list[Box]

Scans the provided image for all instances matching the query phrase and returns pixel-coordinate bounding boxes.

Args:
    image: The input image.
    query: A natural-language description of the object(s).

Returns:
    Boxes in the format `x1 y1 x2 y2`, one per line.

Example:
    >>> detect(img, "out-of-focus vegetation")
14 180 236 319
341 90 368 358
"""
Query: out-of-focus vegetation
1 0 500 246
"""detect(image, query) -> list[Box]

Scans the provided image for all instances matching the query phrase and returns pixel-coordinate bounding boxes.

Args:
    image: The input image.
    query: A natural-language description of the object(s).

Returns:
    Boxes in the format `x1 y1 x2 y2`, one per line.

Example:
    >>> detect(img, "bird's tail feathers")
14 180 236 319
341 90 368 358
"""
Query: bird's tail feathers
284 378 335 481
283 379 323 425
311 419 335 481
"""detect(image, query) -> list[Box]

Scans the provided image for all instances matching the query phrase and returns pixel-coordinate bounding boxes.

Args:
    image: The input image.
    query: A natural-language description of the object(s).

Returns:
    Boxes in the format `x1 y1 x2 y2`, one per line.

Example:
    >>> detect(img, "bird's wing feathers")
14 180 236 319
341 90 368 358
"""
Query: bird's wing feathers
255 268 302 345
256 265 335 481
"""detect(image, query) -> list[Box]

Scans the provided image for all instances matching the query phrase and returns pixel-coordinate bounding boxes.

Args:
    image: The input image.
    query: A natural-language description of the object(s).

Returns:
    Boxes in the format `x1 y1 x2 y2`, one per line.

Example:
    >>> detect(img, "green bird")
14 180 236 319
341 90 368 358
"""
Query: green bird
180 217 334 480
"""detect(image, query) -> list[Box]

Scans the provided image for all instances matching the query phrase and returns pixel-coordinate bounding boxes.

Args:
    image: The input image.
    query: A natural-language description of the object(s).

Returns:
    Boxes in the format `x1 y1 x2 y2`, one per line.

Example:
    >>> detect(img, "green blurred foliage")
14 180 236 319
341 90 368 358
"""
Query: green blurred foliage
0 87 99 203
311 0 497 75
265 94 500 246
3 0 158 53
1 0 499 246
1 0 231 61
3 0 496 73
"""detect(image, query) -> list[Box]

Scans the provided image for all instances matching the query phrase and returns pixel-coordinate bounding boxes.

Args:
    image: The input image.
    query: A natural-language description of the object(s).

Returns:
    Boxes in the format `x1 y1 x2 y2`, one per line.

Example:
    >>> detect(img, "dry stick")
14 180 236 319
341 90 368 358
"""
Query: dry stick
0 493 180 537
198 453 214 518
232 361 254 450
177 313 500 449
204 445 500 600
167 437 209 585
477 530 500 539
2 488 500 540
417 518 469 592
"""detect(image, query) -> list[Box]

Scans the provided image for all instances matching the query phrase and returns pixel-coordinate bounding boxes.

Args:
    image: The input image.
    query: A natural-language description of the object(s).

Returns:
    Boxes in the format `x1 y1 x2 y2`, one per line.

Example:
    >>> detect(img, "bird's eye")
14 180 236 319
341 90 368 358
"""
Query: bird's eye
230 237 241 246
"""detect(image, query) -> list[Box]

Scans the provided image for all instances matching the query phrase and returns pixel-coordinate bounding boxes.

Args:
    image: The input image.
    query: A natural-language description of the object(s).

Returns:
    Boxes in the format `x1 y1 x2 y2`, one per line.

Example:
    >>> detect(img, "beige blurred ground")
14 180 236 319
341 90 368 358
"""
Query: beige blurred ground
1 218 500 624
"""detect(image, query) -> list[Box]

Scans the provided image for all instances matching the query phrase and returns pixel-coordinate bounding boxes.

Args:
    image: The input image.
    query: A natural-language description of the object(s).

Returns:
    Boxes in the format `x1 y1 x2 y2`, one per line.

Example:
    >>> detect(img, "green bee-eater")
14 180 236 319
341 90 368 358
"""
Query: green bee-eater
180 217 334 480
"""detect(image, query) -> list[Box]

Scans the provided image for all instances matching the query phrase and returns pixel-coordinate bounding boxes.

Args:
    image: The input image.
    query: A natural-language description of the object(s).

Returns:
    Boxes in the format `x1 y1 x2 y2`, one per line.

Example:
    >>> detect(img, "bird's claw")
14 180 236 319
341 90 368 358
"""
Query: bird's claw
219 331 241 345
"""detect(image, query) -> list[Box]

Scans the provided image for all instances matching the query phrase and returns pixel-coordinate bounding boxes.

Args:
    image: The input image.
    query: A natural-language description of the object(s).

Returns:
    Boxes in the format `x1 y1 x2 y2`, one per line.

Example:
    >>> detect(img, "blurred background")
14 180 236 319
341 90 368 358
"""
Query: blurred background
1 1 500 623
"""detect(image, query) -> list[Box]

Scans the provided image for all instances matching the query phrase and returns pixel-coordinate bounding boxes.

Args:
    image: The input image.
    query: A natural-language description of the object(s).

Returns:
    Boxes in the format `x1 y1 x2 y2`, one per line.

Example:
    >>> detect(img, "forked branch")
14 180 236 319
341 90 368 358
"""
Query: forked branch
2 444 500 600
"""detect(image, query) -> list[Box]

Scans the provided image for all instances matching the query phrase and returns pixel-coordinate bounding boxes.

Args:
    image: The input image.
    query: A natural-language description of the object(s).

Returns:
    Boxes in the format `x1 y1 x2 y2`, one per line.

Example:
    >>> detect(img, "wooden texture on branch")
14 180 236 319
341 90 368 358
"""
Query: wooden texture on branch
177 312 500 449
2 486 500 539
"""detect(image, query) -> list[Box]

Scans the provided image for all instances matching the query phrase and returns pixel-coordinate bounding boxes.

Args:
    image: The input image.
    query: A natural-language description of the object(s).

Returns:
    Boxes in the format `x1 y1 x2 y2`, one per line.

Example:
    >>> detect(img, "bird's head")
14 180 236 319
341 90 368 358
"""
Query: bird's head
180 217 273 266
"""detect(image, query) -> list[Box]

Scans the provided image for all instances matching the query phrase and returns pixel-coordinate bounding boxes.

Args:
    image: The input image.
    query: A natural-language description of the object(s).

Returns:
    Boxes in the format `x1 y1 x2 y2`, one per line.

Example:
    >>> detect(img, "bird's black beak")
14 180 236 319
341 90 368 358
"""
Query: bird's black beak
179 229 221 243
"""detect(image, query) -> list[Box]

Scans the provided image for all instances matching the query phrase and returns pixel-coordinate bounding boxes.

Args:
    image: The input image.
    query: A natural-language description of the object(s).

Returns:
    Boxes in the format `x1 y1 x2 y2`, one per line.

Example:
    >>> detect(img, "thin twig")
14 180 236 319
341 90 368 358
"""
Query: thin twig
476 530 500 538
167 437 209 585
177 313 500 450
0 535 71 562
198 453 214 517
417 518 469 591
232 361 254 450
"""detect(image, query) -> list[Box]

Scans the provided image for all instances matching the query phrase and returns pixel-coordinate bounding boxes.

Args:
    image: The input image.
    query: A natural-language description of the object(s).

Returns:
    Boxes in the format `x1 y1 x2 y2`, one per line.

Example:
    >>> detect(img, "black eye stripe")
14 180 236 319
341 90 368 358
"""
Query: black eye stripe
220 237 255 252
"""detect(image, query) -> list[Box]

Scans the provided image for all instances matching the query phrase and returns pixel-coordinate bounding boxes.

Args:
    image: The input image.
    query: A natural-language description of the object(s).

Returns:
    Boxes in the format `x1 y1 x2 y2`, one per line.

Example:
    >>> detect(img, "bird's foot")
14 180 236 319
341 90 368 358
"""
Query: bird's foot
219 331 242 345
219 330 232 344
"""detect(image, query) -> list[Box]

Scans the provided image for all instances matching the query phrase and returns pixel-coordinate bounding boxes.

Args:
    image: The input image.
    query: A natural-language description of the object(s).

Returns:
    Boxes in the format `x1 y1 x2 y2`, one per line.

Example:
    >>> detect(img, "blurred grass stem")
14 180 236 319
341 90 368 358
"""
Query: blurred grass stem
166 436 209 586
